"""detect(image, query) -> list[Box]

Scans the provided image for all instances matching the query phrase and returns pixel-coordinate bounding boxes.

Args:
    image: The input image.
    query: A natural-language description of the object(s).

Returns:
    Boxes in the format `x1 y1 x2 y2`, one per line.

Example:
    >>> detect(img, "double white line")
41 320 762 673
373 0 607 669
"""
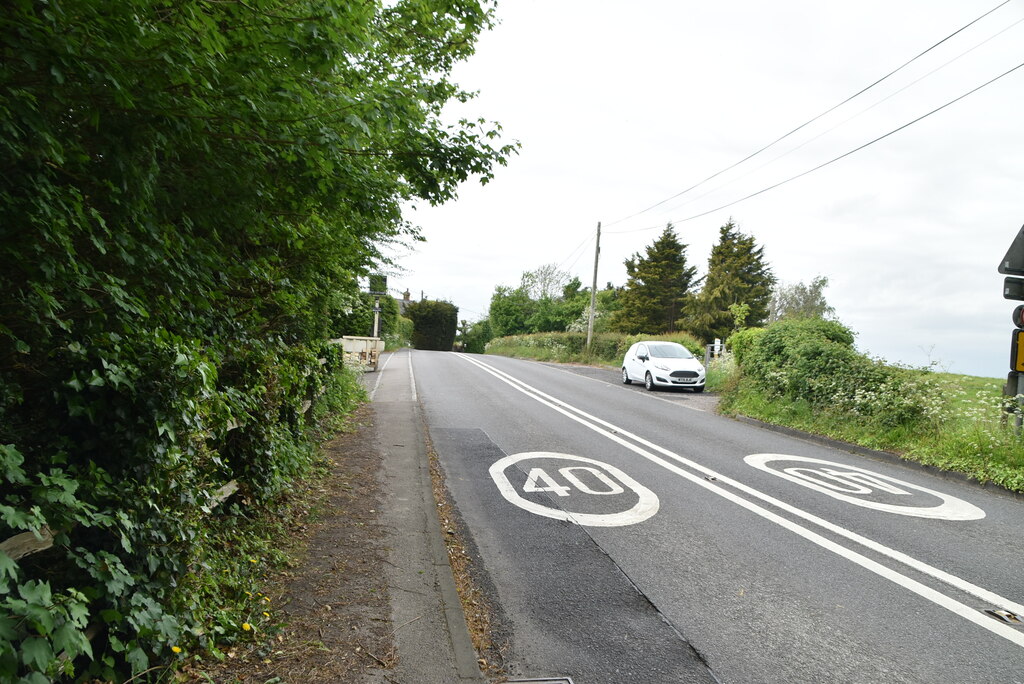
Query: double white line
456 353 1024 649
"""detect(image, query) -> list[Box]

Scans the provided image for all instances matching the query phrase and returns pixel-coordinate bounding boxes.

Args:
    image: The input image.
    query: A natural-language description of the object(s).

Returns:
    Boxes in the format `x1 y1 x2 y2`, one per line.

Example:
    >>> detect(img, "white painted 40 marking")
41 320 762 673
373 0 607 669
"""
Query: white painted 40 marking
524 466 625 497
490 452 659 527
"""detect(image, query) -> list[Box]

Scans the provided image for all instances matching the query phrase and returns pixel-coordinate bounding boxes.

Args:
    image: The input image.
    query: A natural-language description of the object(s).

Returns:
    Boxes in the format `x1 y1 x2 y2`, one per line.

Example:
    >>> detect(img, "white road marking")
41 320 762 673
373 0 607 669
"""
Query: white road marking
369 351 394 401
455 353 1024 648
489 452 659 527
745 454 986 520
407 350 418 402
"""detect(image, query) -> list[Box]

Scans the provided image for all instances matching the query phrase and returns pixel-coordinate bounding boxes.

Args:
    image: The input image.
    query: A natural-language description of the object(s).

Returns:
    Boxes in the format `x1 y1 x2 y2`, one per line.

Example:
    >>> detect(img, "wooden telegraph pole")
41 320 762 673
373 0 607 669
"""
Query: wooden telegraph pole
586 222 601 352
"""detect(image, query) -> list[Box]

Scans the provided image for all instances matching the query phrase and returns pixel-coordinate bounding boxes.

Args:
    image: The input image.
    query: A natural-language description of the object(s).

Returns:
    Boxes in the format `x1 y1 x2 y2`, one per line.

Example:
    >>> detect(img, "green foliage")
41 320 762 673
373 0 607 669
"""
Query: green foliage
386 315 415 351
738 318 934 428
726 327 766 369
407 300 459 351
485 331 703 365
488 286 534 337
685 220 776 342
0 0 511 679
459 318 494 354
486 332 632 364
610 224 698 335
768 275 835 323
332 294 400 339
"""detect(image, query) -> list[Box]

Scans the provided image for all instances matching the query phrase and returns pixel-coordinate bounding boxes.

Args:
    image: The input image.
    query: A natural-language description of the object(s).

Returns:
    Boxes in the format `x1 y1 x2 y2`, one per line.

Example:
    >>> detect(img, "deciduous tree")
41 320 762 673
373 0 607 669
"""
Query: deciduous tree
769 276 836 322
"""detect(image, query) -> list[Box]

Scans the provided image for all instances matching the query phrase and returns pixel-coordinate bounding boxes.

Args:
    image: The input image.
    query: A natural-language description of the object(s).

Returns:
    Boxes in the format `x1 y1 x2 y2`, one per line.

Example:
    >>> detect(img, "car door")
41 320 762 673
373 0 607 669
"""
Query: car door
629 343 648 381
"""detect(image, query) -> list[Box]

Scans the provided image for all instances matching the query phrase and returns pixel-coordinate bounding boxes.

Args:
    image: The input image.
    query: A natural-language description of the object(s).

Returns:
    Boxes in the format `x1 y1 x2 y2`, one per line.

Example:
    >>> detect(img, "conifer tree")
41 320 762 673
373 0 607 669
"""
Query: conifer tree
686 220 776 341
610 224 698 334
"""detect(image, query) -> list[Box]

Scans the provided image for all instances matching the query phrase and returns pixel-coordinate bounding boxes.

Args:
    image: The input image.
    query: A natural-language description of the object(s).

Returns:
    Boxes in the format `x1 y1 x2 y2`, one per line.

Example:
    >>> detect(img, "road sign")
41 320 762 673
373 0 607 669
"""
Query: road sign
998 224 1024 276
1012 329 1024 373
368 274 387 295
1013 305 1024 328
1006 278 1024 301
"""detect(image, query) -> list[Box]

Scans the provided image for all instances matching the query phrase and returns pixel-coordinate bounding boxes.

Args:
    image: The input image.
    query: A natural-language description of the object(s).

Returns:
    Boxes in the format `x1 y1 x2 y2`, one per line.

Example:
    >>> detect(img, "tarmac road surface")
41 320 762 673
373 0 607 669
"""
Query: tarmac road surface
377 349 1024 684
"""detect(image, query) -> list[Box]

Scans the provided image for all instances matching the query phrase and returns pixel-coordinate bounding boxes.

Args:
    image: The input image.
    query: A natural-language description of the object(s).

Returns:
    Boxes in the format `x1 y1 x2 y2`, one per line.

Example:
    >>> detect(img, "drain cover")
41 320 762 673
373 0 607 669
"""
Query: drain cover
507 679 575 684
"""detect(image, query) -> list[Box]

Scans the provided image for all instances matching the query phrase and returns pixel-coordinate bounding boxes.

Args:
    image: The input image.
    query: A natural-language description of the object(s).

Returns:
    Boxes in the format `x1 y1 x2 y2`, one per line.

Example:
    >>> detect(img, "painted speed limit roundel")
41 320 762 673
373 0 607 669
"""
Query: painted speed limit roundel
489 452 659 527
745 454 985 521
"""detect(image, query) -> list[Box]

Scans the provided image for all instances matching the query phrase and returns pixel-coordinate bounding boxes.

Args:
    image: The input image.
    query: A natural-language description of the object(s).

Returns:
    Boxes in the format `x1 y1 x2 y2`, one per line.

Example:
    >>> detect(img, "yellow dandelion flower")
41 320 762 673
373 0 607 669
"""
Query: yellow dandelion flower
242 622 252 631
171 646 182 654
263 611 270 617
248 558 257 563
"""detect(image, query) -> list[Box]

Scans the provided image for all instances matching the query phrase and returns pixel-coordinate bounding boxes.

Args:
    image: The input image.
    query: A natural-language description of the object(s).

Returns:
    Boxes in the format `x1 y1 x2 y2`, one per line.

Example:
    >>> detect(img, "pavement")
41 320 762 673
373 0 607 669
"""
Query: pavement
362 350 484 683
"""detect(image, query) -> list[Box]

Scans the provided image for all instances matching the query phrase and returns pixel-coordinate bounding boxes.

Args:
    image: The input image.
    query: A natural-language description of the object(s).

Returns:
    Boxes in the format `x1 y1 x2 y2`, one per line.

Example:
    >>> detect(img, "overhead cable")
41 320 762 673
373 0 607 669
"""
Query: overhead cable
602 0 1014 228
605 58 1024 235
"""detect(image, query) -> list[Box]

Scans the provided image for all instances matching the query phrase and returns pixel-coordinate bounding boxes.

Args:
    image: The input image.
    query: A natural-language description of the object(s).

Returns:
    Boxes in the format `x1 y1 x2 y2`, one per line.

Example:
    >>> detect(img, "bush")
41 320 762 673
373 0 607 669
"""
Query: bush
385 315 414 350
484 330 703 366
460 319 494 354
726 327 766 370
407 300 459 351
741 318 935 427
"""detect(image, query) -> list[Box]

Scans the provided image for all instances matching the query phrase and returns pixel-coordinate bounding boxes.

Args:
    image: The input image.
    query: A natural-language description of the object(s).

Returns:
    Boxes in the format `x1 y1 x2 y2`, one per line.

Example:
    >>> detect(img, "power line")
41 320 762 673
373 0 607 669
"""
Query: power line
602 0 1015 228
605 58 1024 234
556 233 595 272
642 14 1024 224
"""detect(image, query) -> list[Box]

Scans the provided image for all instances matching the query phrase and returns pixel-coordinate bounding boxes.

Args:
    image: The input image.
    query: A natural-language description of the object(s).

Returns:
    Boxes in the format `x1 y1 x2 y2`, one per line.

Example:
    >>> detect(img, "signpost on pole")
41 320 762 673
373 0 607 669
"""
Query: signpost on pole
368 274 387 338
998 224 1024 430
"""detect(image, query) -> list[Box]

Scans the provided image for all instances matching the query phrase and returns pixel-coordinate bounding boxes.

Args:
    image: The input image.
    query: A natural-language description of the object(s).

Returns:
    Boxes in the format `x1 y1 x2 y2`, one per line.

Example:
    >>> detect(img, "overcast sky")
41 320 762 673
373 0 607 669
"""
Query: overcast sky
391 0 1024 379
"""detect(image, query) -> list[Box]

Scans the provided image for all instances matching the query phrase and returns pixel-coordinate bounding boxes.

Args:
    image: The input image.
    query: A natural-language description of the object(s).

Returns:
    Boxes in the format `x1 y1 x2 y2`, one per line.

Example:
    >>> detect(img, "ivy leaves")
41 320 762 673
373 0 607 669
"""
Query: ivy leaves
1 0 513 679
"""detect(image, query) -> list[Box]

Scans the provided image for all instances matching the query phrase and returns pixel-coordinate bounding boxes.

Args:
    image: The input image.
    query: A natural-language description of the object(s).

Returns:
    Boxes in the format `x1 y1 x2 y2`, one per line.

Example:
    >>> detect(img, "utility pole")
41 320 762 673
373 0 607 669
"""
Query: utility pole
586 222 601 352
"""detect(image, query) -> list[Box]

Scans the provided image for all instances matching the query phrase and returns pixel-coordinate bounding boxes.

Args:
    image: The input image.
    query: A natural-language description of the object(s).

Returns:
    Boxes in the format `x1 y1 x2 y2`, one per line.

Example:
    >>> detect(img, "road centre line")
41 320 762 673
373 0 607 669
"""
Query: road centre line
455 354 1024 648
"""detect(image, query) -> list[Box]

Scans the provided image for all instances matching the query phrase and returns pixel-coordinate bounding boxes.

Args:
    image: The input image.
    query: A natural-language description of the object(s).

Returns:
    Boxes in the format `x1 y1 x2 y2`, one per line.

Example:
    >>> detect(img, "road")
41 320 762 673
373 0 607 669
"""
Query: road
374 349 1024 683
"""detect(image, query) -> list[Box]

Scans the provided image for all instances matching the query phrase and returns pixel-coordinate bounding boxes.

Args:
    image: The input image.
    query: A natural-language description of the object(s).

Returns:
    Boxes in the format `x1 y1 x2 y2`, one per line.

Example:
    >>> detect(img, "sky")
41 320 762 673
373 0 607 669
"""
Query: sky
390 0 1024 379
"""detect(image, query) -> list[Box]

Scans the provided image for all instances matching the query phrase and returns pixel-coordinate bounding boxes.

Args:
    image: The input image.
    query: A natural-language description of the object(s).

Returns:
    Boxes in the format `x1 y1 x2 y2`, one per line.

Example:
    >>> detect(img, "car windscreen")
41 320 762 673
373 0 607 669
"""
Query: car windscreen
648 343 693 359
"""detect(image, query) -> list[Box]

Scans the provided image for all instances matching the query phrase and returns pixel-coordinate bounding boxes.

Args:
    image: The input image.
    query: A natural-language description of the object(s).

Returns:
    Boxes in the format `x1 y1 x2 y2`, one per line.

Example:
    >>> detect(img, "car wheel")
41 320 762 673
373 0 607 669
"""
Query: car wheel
622 367 631 384
692 385 705 393
644 372 655 391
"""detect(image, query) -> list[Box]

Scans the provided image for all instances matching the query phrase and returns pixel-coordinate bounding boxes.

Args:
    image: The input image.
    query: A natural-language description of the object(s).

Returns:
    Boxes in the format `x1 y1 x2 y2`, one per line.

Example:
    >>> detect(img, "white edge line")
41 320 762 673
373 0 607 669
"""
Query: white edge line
408 350 418 402
369 351 394 401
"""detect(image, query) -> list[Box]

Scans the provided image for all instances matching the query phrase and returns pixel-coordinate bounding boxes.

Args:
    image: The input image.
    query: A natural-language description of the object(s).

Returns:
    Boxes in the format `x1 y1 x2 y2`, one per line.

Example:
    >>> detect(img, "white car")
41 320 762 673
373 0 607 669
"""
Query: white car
622 341 706 392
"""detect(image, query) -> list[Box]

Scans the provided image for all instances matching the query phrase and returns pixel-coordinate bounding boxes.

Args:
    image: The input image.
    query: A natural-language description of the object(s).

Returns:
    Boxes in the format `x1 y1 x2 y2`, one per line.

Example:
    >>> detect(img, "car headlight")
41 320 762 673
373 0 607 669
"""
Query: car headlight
654 363 670 371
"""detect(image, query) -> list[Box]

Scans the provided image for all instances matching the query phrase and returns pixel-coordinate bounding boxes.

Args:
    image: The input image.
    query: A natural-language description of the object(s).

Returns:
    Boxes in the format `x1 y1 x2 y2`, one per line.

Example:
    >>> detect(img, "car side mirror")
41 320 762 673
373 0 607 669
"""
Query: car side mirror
639 354 649 362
